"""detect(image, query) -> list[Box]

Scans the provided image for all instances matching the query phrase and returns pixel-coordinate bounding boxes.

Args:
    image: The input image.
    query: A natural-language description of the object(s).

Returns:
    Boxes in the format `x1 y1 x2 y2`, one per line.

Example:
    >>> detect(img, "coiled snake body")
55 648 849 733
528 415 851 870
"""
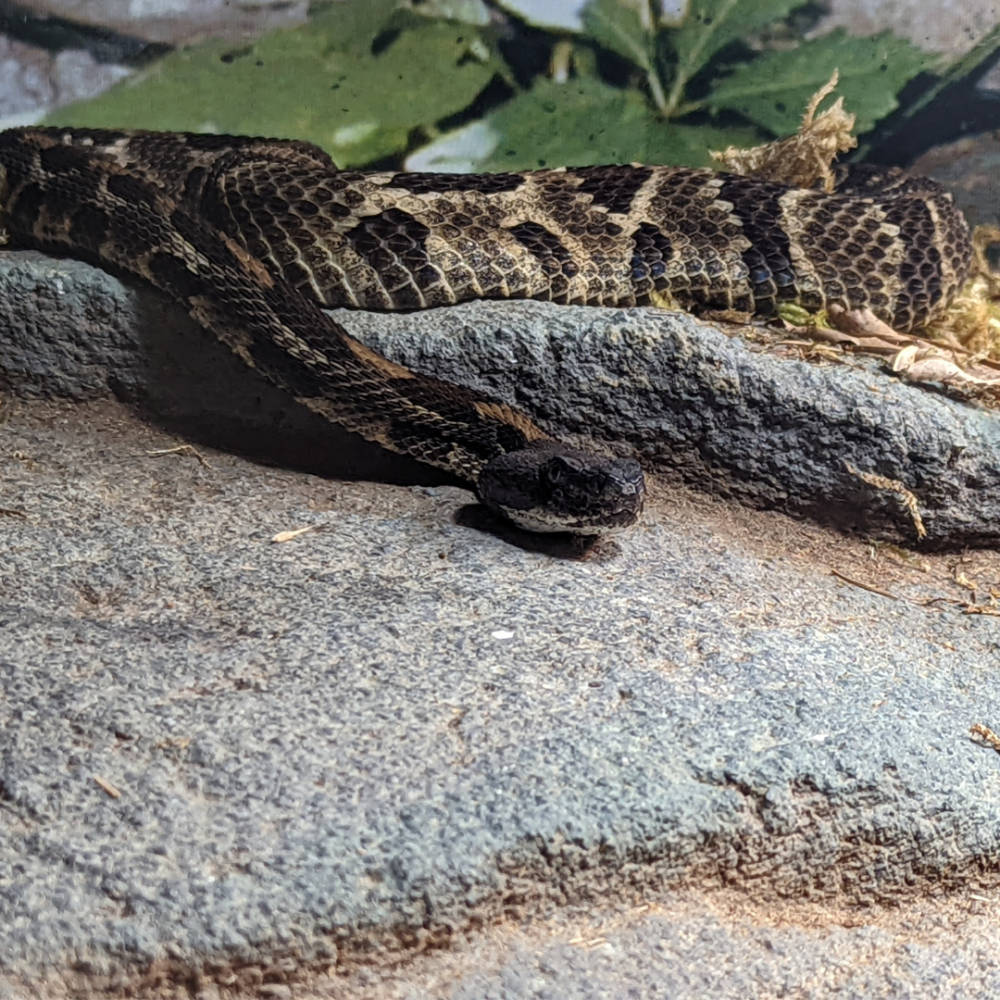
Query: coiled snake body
0 128 973 533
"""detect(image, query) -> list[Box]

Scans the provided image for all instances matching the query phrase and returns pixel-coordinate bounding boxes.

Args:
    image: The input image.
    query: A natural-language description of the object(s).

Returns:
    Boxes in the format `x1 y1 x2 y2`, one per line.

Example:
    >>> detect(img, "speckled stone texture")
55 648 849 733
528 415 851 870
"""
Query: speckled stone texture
2 0 309 46
2 245 1000 998
2 2 999 994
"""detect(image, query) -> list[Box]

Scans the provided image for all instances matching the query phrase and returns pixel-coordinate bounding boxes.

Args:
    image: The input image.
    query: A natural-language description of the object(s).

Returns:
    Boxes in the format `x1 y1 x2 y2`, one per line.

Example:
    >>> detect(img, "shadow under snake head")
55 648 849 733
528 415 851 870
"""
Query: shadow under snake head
477 441 644 534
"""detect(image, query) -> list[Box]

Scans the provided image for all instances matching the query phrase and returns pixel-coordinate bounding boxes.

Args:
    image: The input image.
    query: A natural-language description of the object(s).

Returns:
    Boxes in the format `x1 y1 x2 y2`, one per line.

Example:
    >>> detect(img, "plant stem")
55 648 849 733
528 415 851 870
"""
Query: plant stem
661 0 740 117
672 97 705 118
647 65 670 115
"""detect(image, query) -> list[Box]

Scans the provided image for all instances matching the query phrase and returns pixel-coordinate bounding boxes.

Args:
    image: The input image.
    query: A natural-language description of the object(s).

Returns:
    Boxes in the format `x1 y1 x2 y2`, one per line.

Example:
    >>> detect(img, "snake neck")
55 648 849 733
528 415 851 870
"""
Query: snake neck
0 128 553 487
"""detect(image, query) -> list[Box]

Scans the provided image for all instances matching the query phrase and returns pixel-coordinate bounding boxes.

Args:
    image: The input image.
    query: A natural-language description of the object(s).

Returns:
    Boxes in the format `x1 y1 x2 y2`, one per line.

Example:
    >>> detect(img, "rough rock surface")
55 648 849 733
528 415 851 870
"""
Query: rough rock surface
0 33 130 127
3 250 1000 547
3 3 999 995
2 0 309 46
2 248 1000 997
1 397 1000 999
815 0 999 61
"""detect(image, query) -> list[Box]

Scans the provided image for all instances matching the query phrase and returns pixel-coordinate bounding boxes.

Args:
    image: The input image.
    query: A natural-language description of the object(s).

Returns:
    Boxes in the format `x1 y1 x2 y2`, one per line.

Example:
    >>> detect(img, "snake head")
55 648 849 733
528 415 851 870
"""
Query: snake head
476 441 645 535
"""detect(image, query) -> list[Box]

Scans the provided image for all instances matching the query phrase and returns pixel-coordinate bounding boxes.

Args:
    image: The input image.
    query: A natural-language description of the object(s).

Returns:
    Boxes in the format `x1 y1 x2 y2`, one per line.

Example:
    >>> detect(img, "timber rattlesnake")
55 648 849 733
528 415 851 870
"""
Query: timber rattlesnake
0 128 973 533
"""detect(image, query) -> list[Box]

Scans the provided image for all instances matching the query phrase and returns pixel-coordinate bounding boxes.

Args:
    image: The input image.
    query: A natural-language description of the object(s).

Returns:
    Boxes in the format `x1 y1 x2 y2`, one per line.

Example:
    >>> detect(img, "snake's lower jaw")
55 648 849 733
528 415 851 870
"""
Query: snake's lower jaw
476 441 645 535
492 501 644 536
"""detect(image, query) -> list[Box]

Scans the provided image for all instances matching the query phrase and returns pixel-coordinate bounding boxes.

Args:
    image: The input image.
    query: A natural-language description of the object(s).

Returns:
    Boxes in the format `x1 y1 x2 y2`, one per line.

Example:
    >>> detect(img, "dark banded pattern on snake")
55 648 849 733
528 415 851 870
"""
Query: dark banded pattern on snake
0 127 974 533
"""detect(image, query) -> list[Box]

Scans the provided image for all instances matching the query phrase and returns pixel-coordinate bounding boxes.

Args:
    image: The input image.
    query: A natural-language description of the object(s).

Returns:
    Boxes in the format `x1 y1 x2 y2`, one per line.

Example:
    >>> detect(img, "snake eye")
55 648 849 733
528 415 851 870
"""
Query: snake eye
543 454 580 487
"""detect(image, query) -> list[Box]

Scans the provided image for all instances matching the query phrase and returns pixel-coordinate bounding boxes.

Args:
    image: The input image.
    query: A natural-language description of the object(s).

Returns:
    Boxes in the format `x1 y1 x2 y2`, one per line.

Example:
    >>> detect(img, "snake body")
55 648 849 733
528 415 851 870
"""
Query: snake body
0 128 973 533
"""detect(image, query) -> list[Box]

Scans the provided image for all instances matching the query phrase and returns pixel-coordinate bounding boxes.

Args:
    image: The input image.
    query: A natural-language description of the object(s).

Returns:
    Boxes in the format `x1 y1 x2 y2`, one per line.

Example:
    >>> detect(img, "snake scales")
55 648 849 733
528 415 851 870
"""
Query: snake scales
0 127 973 533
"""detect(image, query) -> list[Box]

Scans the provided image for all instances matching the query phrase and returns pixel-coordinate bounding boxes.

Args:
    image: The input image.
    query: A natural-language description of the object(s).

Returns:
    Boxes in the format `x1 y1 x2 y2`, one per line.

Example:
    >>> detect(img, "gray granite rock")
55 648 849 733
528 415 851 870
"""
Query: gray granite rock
3 249 1000 547
400 894 1000 1000
0 33 129 127
0 398 999 998
2 244 1000 996
815 0 999 60
339 300 1000 548
4 0 309 46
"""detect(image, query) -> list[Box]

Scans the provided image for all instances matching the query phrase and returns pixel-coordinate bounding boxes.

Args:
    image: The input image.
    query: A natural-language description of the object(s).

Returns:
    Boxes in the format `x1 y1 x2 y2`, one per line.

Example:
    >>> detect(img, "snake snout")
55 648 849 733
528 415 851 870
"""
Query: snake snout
477 441 645 535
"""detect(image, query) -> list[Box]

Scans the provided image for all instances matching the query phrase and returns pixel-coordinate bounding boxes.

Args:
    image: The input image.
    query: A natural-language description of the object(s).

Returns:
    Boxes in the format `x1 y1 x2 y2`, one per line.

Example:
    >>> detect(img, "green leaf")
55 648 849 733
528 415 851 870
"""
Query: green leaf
406 77 762 170
704 30 937 135
668 0 801 87
45 1 500 168
581 0 654 71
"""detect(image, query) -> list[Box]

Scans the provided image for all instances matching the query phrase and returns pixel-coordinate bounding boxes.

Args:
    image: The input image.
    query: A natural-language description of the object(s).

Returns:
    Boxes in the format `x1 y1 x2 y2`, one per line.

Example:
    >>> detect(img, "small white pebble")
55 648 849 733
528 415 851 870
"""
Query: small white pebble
491 630 515 640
